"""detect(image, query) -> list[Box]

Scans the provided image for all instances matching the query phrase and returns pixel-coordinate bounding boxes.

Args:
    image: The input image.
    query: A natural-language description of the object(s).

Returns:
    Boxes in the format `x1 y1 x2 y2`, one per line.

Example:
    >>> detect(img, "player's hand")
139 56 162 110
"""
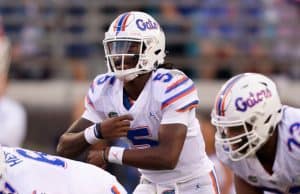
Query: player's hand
87 149 107 169
99 114 133 140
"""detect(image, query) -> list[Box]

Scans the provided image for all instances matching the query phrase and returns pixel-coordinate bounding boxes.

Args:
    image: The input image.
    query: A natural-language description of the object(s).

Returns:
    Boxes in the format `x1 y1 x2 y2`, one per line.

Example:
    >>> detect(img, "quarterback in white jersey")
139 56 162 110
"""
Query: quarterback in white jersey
0 146 127 194
211 73 300 194
57 11 218 194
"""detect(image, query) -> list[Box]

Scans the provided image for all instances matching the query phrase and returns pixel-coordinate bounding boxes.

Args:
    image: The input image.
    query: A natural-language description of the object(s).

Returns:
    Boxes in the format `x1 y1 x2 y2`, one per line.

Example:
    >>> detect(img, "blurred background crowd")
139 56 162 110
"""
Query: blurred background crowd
1 0 300 81
0 0 299 193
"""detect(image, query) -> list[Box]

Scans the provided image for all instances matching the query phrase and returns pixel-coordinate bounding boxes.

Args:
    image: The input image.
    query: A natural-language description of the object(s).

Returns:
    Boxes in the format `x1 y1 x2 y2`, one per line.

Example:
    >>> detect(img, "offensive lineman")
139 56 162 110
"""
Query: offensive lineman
57 11 219 194
211 73 300 194
0 146 126 194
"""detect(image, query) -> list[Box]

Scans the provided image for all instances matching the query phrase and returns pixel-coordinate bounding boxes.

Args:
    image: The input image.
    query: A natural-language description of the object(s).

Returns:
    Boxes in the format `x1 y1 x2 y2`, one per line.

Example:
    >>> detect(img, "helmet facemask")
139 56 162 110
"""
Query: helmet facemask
213 114 265 161
104 36 163 82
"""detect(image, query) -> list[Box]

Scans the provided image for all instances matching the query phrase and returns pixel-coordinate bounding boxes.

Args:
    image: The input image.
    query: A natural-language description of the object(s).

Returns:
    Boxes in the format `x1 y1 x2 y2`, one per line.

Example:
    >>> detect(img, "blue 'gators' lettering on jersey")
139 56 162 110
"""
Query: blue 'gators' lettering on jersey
16 148 66 168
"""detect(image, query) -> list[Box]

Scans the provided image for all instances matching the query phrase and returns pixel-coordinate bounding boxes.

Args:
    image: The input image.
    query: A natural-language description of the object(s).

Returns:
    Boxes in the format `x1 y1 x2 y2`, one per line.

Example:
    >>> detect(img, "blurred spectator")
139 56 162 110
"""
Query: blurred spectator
66 57 89 81
0 19 27 147
159 0 197 79
198 39 218 79
213 42 234 79
11 21 51 79
10 0 52 80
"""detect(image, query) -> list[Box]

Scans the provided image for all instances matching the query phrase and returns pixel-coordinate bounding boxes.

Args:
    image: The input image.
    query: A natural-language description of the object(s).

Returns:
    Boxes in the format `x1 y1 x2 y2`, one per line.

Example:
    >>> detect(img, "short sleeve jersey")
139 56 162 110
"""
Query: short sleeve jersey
83 68 213 184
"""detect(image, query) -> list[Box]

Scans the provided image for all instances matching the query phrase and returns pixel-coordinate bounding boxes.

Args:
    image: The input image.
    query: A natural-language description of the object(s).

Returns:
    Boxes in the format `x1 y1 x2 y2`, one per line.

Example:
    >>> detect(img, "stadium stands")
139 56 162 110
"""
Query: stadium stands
0 0 299 80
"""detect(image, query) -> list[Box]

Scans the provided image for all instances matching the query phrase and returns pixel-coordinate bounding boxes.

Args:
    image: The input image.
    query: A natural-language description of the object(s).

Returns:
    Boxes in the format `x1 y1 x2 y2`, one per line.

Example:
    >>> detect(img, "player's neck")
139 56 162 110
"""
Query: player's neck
123 72 152 100
256 128 278 174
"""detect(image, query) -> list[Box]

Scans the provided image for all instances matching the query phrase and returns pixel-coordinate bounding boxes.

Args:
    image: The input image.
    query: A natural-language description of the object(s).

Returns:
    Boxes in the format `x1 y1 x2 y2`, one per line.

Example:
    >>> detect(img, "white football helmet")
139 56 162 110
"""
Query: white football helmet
103 11 166 81
211 73 282 161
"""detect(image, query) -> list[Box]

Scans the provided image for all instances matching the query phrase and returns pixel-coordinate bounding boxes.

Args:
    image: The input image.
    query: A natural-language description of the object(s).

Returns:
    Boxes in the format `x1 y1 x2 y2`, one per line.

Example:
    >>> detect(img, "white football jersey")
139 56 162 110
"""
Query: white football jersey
216 106 300 193
1 146 127 194
209 155 236 194
83 68 213 184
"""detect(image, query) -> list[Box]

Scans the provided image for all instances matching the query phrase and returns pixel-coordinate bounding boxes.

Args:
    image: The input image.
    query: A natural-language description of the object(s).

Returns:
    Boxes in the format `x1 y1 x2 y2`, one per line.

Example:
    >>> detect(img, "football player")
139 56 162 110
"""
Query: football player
211 73 300 194
57 11 219 194
0 146 127 194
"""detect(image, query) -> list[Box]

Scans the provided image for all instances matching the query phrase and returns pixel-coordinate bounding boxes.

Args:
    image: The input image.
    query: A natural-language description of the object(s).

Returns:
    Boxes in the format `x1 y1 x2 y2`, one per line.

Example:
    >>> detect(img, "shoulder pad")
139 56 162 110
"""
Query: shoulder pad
86 73 116 109
151 69 199 112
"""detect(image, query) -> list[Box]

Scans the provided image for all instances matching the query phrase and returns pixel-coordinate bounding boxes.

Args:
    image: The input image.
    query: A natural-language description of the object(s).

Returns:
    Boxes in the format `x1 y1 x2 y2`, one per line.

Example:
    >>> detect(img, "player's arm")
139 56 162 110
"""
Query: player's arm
123 123 186 170
234 175 263 194
57 117 94 158
57 115 133 158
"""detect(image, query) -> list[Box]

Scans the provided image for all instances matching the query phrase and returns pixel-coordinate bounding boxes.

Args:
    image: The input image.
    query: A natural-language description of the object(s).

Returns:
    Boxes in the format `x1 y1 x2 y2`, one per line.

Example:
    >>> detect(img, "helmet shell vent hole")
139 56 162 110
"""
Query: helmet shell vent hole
242 84 249 89
268 126 275 135
250 116 257 123
259 81 268 87
155 49 161 55
264 115 272 124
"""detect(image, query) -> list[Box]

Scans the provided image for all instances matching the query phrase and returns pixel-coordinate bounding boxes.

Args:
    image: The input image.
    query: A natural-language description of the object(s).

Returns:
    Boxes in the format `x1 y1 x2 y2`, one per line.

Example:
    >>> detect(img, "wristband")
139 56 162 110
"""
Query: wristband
100 150 108 163
93 123 103 139
84 124 100 144
107 146 125 165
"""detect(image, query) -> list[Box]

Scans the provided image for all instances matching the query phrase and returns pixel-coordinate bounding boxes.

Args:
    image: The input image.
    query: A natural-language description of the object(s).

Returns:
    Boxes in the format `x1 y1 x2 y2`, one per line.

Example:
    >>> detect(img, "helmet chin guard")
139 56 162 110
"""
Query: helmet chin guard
211 73 282 161
114 68 139 82
103 11 166 81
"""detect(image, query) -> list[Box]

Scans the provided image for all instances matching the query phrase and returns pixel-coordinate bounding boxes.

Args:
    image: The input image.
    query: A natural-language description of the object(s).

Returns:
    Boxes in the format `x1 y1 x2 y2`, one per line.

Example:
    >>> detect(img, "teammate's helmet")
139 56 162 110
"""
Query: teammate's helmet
103 11 166 81
211 73 282 161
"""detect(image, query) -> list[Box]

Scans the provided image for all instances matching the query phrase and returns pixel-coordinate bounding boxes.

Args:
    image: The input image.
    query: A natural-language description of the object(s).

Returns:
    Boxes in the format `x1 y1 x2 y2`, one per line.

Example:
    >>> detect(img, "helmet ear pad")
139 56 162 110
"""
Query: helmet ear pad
103 11 166 81
211 73 282 161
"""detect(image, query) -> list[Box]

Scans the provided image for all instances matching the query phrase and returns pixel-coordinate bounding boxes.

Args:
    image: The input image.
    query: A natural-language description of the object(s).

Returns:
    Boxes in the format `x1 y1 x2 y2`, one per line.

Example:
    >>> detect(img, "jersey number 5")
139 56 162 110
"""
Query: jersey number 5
127 127 158 148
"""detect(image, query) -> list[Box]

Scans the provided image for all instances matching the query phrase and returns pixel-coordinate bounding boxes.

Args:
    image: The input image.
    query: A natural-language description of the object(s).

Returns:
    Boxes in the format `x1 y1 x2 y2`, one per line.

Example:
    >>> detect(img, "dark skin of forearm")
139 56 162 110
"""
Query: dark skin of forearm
57 118 93 158
57 114 133 158
88 123 187 170
121 123 187 170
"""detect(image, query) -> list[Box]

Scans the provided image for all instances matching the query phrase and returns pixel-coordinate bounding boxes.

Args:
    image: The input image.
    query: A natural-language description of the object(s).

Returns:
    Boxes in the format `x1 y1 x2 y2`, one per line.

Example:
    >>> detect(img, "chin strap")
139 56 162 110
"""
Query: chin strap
123 73 139 82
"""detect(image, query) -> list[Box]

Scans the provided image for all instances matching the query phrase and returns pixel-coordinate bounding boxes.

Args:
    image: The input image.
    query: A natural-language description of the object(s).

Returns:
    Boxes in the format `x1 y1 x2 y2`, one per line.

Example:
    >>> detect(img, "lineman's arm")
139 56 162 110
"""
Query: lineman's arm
234 175 263 194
